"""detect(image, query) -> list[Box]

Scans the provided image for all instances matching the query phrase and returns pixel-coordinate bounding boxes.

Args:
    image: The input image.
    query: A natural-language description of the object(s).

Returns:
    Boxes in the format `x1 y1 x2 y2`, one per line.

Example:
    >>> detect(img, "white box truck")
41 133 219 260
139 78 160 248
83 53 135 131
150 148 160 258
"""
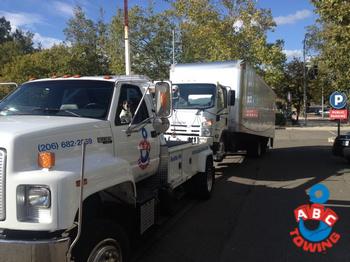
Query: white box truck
0 75 214 261
165 61 276 160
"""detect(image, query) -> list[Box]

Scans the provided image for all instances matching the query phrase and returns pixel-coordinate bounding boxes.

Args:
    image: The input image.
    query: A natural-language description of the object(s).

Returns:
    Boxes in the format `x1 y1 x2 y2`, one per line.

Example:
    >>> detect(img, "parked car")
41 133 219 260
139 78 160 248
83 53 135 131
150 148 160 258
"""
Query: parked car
316 107 330 116
332 133 350 161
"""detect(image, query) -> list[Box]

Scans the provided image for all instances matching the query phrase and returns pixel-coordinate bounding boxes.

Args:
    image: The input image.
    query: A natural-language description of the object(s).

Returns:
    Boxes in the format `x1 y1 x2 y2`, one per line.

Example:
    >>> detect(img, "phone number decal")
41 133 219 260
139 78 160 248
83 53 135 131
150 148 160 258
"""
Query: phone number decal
37 138 93 152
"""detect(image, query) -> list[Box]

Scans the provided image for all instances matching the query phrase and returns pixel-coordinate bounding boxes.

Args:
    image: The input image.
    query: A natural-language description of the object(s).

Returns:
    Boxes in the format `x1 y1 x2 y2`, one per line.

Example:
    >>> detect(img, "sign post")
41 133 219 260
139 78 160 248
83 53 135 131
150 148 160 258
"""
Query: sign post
329 92 348 136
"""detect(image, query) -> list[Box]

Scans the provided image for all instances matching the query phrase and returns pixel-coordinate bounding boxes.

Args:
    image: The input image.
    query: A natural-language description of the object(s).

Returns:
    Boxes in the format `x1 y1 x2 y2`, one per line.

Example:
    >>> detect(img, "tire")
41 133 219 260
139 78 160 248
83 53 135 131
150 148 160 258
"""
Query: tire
247 139 262 158
261 138 268 155
214 140 225 162
73 220 130 262
193 157 215 200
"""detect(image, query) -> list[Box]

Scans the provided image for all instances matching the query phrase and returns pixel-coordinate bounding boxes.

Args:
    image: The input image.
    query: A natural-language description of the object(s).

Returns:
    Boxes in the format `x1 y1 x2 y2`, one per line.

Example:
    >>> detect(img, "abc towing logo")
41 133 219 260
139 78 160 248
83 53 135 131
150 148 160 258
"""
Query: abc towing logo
290 184 340 253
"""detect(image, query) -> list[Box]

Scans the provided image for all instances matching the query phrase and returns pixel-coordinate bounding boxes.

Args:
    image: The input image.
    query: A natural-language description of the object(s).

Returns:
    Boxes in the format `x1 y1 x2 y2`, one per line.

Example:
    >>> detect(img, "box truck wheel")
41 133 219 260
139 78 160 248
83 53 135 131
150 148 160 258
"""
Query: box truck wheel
193 156 214 199
74 219 130 262
247 140 262 158
261 138 268 155
214 140 225 162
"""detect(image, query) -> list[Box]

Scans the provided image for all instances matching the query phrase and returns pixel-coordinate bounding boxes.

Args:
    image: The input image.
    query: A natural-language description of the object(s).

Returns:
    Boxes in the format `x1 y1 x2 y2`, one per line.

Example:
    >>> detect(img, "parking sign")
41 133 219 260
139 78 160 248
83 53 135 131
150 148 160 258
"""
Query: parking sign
330 91 347 109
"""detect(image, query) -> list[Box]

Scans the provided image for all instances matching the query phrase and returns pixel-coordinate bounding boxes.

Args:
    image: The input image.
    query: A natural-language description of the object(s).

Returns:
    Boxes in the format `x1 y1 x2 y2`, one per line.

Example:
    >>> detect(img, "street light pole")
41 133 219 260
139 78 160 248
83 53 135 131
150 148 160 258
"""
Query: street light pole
303 35 308 126
321 86 324 118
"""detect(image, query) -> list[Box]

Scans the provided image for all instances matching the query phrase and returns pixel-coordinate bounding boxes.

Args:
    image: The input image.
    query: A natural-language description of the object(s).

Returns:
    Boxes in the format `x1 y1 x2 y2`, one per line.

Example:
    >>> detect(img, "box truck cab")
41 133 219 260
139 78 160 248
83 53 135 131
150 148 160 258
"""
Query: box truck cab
166 82 232 161
166 61 276 160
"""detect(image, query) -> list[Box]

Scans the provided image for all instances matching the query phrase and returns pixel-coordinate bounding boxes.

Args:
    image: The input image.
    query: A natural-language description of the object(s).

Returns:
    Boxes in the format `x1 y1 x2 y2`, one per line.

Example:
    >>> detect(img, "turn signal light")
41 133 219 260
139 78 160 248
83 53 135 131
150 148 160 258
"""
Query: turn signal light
38 152 55 169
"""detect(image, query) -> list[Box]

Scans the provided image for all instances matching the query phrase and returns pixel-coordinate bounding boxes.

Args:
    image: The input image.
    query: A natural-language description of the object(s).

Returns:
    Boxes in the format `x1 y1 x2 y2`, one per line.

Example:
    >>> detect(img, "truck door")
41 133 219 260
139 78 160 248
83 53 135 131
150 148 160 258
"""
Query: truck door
215 85 228 142
111 82 160 182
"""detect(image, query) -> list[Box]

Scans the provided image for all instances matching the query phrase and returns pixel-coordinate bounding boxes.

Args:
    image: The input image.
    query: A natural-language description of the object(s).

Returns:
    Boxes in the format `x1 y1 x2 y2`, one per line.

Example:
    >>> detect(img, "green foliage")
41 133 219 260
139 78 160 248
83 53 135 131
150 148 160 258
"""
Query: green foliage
0 17 11 44
275 58 307 119
64 6 109 75
0 16 35 80
309 0 350 92
108 4 174 79
168 0 286 87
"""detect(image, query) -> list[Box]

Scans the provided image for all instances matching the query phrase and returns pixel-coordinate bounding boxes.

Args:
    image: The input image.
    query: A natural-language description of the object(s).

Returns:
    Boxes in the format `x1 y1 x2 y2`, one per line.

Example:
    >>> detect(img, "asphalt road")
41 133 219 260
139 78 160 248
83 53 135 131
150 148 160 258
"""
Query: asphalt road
133 128 350 262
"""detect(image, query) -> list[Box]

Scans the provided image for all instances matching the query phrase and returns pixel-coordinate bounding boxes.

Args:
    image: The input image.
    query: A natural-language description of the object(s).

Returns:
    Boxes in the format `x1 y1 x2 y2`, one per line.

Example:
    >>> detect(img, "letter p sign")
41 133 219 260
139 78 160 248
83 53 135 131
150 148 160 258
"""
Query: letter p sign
335 95 343 106
330 91 347 109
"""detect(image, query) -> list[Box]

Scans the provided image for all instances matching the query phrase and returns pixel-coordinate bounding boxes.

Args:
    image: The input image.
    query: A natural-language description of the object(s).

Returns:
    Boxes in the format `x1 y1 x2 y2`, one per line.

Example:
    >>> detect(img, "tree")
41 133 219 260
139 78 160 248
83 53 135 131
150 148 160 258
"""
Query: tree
108 4 174 79
276 58 308 121
309 0 350 92
64 5 108 75
0 17 35 76
167 0 286 87
0 17 11 44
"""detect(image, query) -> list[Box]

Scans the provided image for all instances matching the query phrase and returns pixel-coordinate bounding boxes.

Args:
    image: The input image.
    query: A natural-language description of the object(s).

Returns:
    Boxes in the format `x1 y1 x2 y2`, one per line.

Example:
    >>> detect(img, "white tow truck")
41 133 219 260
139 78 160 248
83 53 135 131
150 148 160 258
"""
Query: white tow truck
0 75 214 262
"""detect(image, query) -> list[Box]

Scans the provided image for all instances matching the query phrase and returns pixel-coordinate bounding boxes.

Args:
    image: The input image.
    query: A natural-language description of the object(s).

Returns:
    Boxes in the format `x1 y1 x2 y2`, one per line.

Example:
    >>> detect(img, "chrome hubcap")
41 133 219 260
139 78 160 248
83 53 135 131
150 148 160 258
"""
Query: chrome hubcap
89 239 122 262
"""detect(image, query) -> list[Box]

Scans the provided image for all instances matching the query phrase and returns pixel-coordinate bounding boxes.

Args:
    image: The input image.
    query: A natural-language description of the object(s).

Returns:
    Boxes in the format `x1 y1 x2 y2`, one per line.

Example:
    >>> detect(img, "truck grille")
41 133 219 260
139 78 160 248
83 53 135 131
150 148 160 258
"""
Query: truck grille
0 149 5 221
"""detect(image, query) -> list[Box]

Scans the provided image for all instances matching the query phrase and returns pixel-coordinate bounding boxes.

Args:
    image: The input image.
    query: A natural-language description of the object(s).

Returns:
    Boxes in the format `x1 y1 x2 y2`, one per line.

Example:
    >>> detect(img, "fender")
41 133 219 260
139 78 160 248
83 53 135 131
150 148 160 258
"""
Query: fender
58 153 136 230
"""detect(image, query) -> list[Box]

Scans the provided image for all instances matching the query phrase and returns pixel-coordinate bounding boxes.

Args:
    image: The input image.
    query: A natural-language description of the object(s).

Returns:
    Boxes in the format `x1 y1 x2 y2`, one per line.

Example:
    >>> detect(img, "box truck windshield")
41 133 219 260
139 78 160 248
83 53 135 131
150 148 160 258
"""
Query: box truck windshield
173 83 216 110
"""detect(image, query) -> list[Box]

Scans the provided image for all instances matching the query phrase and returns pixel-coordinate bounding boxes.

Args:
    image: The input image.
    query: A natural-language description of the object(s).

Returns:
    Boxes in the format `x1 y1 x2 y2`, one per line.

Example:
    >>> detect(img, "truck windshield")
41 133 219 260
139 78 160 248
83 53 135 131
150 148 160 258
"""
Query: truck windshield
0 80 114 120
172 83 216 109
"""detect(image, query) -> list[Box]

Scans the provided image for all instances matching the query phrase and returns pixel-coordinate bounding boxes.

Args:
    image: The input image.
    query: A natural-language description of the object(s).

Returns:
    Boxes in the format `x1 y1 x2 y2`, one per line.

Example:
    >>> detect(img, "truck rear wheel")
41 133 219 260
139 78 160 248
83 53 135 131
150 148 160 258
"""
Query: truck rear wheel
193 157 214 199
247 139 262 158
73 220 129 262
261 138 268 155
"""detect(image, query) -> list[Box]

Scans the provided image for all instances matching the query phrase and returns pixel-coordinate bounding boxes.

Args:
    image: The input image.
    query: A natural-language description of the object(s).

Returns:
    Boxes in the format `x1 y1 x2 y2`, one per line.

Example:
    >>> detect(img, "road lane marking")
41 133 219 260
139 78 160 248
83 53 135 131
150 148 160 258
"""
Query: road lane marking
226 176 315 189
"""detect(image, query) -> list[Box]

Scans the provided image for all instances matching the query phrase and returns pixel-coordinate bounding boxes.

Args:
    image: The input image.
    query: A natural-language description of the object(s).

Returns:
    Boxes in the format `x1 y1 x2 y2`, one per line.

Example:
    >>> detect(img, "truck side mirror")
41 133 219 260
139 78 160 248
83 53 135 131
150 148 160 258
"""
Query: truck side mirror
153 117 170 134
228 90 236 106
155 81 172 118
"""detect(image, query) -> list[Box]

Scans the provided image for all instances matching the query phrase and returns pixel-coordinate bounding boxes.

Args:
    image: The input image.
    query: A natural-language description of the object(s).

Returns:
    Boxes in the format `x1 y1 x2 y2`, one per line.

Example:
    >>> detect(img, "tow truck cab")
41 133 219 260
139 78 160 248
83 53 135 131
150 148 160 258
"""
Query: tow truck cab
0 75 213 262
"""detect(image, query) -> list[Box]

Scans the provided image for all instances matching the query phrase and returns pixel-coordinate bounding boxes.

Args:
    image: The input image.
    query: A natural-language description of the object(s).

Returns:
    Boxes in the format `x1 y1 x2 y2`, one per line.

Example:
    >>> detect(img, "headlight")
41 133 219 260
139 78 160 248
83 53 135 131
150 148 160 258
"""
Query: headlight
202 118 214 137
27 186 51 208
202 118 214 127
202 127 212 137
17 185 51 223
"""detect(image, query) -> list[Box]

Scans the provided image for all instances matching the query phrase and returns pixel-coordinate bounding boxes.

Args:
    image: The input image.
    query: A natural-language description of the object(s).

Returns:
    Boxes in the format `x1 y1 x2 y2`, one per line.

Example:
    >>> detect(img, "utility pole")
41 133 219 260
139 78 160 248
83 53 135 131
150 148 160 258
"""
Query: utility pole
124 0 131 75
303 35 308 126
321 86 324 118
172 29 175 65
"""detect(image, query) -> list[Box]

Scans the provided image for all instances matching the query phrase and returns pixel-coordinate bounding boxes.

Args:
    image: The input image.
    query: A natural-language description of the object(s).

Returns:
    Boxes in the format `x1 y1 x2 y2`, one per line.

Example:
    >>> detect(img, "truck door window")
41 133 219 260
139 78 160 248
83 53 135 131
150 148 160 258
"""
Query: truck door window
115 84 149 125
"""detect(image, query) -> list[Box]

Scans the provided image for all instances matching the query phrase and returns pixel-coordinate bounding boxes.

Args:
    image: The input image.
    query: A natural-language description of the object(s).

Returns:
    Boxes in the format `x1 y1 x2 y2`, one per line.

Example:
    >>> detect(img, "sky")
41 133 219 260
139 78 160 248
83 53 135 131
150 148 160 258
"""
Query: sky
0 0 317 60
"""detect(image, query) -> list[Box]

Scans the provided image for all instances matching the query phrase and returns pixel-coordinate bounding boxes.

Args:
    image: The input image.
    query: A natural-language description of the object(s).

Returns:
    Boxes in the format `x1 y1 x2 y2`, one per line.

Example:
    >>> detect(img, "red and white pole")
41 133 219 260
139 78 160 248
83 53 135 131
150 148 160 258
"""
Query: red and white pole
124 0 131 75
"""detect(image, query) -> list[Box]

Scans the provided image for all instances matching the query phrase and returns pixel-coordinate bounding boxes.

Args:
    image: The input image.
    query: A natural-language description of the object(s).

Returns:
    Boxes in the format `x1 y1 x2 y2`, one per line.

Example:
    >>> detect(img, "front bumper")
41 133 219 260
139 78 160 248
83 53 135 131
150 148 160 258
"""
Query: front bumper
164 134 213 145
332 137 350 156
0 237 70 262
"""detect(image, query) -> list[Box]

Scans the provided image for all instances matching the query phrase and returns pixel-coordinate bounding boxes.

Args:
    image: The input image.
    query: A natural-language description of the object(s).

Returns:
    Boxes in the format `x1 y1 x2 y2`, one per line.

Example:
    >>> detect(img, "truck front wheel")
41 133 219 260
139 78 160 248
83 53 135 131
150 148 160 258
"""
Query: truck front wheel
193 156 215 199
74 220 129 262
213 140 225 162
